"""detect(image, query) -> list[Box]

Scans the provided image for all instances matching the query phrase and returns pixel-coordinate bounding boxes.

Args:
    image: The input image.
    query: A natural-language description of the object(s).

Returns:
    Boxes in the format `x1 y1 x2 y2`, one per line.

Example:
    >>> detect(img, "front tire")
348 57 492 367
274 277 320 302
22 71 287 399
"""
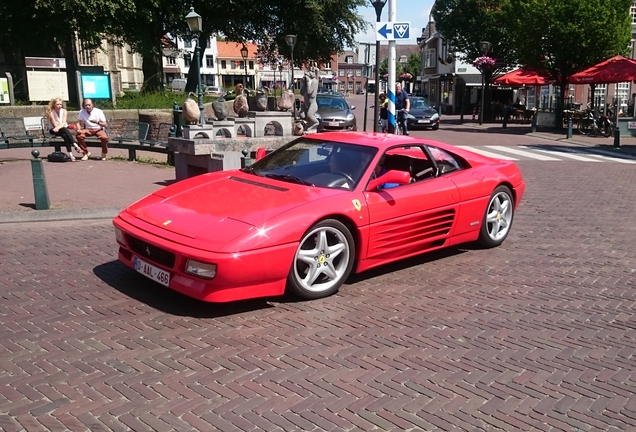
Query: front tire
287 219 355 299
478 186 514 248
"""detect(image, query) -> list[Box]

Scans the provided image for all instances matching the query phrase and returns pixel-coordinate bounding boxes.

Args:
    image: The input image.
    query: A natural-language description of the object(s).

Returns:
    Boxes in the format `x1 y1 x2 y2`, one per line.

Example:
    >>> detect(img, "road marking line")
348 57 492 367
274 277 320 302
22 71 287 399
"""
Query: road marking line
582 153 636 164
455 146 518 160
519 146 603 162
485 146 561 161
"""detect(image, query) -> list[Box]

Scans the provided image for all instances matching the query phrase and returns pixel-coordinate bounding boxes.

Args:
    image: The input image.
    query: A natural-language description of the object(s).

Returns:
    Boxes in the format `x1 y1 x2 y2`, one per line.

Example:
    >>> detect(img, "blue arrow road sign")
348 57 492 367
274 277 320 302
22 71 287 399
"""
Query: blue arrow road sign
377 24 392 39
376 22 410 41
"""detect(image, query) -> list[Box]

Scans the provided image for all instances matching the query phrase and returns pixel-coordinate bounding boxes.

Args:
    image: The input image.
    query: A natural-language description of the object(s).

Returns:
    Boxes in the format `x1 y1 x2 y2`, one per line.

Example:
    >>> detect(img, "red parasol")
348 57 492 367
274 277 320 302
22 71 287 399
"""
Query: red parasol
492 68 552 86
570 55 636 84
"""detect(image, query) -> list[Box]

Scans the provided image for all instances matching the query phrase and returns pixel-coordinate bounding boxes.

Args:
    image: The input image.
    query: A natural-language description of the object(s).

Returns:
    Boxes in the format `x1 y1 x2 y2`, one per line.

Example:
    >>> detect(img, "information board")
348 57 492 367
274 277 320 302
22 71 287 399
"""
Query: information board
81 74 112 99
0 78 9 104
26 71 69 102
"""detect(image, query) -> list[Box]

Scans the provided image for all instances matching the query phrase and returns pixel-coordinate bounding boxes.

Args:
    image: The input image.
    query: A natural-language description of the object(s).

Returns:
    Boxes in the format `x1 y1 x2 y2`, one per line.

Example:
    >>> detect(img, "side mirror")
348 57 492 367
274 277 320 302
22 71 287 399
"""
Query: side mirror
367 170 411 191
350 105 356 110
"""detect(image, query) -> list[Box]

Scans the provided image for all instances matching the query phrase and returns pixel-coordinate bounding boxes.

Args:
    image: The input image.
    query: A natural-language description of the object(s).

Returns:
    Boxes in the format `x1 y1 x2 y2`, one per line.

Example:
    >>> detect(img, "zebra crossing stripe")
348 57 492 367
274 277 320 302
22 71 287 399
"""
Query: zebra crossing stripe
518 146 603 162
455 146 518 160
582 153 636 164
485 146 561 161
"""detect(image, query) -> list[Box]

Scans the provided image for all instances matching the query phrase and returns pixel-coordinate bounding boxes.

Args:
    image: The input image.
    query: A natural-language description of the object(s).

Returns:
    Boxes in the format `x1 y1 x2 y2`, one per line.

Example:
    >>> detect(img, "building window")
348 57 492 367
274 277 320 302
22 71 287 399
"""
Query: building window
205 55 214 67
167 57 176 65
221 60 227 69
424 48 436 68
249 61 254 69
184 40 192 48
324 61 332 69
184 57 191 67
346 56 353 64
339 69 345 76
356 69 361 76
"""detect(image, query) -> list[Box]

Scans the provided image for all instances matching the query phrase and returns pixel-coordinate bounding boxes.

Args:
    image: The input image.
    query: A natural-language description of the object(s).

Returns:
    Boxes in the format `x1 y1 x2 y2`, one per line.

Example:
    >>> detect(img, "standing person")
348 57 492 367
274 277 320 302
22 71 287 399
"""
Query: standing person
46 97 81 161
76 98 109 161
628 93 635 117
378 93 389 132
394 82 410 135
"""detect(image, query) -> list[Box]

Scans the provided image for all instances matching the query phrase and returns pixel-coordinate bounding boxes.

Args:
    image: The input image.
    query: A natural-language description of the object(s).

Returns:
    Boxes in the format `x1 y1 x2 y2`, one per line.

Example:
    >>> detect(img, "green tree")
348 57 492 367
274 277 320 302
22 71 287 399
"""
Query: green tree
508 0 632 123
432 0 516 74
2 0 368 95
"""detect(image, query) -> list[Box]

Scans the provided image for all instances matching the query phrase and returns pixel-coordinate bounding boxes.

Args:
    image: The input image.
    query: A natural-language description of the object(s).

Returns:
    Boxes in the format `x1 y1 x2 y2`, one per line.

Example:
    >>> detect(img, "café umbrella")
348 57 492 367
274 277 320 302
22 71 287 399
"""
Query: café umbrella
570 55 636 148
570 55 636 84
492 68 552 86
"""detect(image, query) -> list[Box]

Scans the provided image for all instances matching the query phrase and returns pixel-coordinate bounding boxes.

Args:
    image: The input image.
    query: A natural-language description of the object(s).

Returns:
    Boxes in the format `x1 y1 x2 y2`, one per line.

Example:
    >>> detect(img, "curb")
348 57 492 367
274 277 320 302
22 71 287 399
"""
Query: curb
0 208 120 224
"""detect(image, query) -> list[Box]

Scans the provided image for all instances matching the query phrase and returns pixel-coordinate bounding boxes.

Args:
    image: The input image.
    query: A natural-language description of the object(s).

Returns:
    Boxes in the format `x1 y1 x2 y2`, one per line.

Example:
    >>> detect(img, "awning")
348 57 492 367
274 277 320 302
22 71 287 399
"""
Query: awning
457 74 483 87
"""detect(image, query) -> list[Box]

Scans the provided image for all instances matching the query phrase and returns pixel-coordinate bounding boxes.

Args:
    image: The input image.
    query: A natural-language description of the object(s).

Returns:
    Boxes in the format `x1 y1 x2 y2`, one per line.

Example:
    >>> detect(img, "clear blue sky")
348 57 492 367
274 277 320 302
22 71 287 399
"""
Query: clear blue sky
356 0 435 44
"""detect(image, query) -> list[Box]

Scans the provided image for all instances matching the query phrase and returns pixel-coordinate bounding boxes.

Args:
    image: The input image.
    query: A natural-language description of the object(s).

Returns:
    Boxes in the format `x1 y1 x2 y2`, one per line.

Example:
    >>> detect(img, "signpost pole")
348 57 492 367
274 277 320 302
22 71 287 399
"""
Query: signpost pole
388 0 396 133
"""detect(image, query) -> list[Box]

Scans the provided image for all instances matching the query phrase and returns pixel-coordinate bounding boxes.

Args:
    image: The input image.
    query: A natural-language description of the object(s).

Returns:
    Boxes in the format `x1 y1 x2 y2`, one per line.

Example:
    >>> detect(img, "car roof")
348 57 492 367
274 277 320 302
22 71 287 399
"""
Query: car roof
301 131 455 152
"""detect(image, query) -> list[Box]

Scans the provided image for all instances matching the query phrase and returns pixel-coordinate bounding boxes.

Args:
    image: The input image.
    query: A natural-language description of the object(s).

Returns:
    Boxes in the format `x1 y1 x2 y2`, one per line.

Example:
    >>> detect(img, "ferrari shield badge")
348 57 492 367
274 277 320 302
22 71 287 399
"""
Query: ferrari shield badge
352 200 361 211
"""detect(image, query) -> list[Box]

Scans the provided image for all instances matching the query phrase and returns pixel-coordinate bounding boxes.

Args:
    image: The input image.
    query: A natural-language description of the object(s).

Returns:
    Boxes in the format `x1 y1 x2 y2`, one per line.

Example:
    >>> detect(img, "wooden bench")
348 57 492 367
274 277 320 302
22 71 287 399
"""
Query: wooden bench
4 116 174 164
113 120 150 144
0 117 44 148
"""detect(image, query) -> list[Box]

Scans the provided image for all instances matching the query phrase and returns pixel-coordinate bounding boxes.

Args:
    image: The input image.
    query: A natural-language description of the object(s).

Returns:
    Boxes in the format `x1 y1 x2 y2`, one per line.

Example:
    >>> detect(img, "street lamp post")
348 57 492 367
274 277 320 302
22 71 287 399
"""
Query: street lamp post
240 45 248 89
370 0 388 132
285 34 297 118
278 62 283 99
478 40 492 126
185 7 204 124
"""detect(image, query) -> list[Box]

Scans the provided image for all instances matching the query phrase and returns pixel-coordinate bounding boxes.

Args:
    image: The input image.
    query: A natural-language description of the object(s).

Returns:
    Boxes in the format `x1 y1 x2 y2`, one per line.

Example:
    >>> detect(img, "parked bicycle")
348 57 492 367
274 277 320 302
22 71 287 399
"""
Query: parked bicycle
578 104 614 137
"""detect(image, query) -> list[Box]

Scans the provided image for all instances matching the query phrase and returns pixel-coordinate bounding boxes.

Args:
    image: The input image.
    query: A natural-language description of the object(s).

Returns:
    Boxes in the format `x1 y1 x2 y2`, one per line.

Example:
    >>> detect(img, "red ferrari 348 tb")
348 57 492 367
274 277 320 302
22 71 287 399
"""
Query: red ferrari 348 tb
113 132 525 302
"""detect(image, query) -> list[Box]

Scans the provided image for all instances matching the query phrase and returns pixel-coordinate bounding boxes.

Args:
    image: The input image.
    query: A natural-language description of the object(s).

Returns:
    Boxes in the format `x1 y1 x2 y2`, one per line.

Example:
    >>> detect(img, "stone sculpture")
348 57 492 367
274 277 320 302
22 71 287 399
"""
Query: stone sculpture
300 69 319 132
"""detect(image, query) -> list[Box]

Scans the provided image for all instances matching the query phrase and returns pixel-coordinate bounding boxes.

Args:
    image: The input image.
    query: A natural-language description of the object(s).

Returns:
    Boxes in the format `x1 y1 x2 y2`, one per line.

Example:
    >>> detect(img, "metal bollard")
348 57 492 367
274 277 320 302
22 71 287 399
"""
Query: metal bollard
241 149 251 168
531 113 537 133
567 118 572 139
172 102 183 137
502 113 508 129
30 150 50 210
614 127 621 148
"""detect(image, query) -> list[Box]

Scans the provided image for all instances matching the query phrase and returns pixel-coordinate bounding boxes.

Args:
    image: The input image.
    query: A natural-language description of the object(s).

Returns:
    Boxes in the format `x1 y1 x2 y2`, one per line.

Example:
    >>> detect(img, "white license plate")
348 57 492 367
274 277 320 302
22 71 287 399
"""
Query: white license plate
134 256 170 287
328 121 340 127
418 119 431 123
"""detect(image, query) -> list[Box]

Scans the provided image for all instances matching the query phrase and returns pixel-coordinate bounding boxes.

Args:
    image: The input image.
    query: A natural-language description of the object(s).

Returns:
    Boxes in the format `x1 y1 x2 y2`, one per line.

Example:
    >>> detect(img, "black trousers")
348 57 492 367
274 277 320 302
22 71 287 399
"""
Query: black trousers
50 127 75 152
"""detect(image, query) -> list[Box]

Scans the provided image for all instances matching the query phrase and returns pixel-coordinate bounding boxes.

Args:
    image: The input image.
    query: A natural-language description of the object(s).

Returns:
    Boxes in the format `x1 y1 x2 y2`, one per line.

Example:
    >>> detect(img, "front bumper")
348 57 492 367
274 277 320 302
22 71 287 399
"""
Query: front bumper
113 216 297 302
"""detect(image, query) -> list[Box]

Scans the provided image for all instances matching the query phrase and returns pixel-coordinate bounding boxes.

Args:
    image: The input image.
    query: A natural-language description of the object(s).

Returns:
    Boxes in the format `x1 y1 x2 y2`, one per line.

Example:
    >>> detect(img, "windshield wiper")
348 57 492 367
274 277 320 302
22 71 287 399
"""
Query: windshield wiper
265 173 314 186
241 166 260 176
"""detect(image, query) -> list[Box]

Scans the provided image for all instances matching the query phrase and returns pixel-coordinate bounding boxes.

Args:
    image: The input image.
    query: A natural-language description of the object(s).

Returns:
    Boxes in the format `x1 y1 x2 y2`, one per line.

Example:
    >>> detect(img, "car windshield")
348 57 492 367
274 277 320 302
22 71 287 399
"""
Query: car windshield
244 138 377 190
410 98 432 110
317 98 348 110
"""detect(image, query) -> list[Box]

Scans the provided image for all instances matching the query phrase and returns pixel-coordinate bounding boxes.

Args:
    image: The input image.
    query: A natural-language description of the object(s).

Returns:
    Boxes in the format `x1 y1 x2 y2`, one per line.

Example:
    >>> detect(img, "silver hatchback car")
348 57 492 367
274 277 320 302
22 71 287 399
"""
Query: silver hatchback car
314 95 357 132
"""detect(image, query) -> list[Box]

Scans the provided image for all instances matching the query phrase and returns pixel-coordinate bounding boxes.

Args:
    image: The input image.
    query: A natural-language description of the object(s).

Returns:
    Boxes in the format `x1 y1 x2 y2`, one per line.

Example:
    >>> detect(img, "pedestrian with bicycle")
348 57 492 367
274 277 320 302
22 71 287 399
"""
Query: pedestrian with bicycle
394 83 410 135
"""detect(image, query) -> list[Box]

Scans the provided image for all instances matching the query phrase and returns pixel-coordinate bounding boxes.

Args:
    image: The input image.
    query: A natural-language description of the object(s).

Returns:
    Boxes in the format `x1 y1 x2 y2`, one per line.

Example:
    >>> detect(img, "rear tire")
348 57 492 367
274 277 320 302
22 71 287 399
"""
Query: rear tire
478 186 514 248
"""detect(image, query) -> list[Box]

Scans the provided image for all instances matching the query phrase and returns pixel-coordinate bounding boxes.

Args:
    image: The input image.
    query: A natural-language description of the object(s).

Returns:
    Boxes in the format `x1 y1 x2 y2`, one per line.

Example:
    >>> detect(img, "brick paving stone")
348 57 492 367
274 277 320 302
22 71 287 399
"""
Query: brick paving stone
2 130 636 430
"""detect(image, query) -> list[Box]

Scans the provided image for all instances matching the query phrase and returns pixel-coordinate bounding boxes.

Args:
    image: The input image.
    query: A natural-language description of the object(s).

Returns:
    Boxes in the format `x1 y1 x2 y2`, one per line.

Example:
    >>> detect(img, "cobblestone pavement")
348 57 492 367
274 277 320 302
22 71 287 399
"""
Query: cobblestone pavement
1 155 636 430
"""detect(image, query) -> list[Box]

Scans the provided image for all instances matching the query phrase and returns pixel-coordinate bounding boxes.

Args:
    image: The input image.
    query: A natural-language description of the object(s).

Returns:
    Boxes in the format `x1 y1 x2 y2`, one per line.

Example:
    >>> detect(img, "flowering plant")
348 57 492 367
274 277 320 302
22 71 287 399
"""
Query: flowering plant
400 72 413 81
474 55 496 71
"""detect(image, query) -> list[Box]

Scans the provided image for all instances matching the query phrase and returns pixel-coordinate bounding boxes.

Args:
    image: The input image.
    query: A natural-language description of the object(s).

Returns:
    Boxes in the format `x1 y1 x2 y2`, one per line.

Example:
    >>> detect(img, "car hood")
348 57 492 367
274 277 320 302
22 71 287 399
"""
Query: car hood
409 108 438 118
317 108 352 119
125 172 340 241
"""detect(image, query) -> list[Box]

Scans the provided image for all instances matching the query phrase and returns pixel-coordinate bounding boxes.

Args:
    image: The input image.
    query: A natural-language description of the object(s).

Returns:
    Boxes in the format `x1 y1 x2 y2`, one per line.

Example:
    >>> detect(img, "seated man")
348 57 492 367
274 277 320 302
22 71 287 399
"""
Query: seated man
76 98 109 161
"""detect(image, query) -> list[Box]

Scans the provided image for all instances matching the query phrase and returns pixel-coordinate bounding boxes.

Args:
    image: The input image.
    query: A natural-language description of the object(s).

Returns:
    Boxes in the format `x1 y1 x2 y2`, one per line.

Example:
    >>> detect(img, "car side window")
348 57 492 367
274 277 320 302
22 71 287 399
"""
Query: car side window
378 145 436 184
427 146 462 174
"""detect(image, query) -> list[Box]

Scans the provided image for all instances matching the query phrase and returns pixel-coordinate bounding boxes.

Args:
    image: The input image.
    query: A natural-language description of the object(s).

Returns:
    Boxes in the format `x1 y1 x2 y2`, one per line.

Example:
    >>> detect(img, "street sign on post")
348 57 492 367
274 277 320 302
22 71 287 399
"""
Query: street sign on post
376 22 410 41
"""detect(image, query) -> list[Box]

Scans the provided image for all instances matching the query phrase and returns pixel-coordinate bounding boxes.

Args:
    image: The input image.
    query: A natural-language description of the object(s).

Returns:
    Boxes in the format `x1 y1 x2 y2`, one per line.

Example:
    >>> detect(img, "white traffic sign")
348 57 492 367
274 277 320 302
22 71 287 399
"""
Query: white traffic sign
376 22 411 41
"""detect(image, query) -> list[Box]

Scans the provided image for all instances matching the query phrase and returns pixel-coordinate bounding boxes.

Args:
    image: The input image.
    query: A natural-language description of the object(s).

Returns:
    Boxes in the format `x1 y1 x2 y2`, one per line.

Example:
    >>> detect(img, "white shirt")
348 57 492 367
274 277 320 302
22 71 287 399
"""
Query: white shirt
78 107 106 130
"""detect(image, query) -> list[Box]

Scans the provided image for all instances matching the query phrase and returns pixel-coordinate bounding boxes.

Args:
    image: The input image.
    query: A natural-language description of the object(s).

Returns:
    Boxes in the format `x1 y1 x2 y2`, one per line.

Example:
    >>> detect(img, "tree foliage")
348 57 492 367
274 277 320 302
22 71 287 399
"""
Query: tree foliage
2 0 368 94
432 0 516 76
